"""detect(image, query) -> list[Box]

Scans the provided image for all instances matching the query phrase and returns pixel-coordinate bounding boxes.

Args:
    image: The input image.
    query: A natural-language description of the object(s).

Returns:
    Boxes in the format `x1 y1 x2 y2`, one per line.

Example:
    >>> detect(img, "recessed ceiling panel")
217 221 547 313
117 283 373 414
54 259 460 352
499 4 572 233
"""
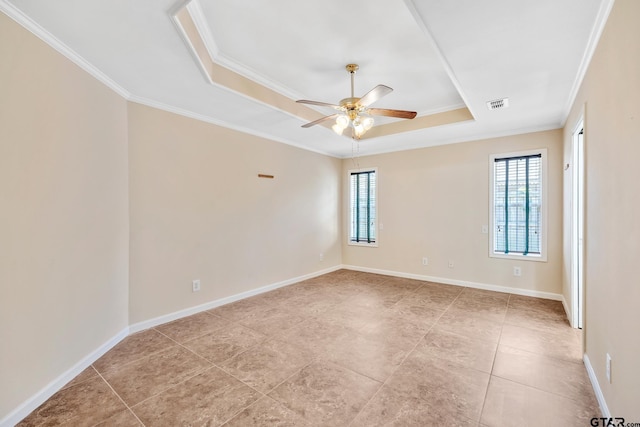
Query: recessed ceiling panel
197 0 465 115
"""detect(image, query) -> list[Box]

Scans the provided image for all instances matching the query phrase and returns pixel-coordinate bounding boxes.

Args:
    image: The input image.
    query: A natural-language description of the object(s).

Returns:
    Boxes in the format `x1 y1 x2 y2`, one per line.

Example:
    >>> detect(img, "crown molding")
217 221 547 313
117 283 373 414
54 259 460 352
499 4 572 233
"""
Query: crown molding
127 95 339 158
352 122 562 158
561 0 616 125
0 1 131 99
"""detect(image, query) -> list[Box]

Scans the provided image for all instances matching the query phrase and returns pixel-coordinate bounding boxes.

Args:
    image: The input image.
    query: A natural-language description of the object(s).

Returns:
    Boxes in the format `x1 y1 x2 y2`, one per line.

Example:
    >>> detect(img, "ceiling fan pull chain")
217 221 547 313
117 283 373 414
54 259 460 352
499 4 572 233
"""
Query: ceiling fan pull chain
351 137 360 168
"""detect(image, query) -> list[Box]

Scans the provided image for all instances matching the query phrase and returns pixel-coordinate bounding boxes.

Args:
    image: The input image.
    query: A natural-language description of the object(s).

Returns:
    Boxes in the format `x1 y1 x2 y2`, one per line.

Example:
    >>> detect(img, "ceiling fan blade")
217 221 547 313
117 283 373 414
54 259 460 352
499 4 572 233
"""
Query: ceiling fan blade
367 108 417 119
301 113 338 128
358 85 393 107
296 99 342 110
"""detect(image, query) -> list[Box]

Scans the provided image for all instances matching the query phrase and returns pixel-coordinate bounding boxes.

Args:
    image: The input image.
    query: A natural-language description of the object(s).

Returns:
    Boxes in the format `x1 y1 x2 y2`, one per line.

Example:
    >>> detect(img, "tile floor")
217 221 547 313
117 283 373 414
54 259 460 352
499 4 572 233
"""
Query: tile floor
18 270 600 426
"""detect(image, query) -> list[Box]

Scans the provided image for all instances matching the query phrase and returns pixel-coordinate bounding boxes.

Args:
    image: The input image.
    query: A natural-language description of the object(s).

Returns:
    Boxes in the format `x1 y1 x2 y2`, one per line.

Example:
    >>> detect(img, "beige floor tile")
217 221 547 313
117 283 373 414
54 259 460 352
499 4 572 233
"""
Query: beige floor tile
93 329 175 373
17 273 598 426
314 303 381 332
457 288 510 307
269 360 381 426
276 317 350 355
223 396 310 426
251 286 307 303
508 294 566 315
210 296 275 322
481 376 599 427
417 329 498 373
499 323 583 362
506 300 567 319
345 287 409 311
155 311 233 343
238 306 308 336
17 377 127 427
433 310 503 344
350 272 391 286
492 345 597 402
313 282 366 300
351 384 477 427
416 281 464 296
62 366 99 391
386 350 490 421
504 305 570 334
184 323 267 364
446 301 507 323
359 308 435 345
306 270 354 285
376 276 425 292
218 338 315 393
385 296 445 331
101 345 211 406
132 366 260 426
406 283 462 310
282 293 337 317
94 409 142 426
323 329 414 382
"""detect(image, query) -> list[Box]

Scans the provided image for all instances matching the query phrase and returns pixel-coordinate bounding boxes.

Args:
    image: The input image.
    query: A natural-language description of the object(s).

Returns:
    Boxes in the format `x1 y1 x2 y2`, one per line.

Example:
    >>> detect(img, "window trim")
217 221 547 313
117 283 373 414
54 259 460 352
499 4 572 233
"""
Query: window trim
348 167 378 247
489 149 548 262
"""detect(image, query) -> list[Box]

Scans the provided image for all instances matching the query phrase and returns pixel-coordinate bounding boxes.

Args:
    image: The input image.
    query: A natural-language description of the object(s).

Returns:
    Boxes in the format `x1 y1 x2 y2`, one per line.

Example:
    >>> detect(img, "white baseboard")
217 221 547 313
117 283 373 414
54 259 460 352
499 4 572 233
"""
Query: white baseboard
1 327 129 427
584 353 609 417
129 265 342 333
3 266 341 426
342 264 563 300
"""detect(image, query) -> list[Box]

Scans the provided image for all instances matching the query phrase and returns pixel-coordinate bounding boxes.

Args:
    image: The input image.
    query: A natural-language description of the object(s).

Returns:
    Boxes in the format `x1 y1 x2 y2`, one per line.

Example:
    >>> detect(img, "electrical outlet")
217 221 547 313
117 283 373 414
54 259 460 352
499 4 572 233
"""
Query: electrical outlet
192 279 201 292
422 257 428 266
319 253 324 261
606 353 612 383
513 266 522 277
448 260 454 268
482 225 488 234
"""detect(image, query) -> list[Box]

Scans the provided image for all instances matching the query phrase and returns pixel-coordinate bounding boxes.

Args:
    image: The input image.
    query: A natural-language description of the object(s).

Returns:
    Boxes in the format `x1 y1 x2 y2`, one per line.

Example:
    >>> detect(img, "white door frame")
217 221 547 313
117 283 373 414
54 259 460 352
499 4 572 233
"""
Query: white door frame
571 118 585 329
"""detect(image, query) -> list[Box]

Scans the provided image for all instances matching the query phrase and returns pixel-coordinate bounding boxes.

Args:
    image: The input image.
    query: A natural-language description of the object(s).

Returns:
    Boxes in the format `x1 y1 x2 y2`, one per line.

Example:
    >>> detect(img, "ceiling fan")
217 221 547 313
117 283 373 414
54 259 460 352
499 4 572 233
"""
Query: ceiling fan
296 64 417 139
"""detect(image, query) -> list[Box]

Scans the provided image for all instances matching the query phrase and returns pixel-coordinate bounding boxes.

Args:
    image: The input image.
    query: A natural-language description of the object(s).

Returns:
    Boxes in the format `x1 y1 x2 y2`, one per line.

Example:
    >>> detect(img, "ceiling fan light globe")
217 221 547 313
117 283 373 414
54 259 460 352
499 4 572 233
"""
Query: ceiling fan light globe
332 124 345 135
353 123 365 136
363 117 374 130
336 115 349 128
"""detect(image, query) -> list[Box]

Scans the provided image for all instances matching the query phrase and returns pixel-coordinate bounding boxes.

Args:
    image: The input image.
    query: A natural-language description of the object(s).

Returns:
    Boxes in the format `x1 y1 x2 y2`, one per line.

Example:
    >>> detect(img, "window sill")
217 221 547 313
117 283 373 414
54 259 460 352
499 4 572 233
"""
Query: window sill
489 252 547 262
348 241 378 248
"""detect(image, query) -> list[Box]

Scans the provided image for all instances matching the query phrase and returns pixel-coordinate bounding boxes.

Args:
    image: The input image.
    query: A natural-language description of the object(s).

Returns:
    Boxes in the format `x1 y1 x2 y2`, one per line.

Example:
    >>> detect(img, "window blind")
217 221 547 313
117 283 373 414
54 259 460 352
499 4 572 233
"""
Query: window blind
350 170 376 243
493 154 542 255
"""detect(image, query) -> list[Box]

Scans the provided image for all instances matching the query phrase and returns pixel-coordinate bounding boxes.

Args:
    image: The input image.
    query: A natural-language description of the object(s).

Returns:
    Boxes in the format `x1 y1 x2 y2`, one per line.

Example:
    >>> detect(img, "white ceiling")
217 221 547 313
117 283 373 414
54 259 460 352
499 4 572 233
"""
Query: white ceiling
2 0 610 157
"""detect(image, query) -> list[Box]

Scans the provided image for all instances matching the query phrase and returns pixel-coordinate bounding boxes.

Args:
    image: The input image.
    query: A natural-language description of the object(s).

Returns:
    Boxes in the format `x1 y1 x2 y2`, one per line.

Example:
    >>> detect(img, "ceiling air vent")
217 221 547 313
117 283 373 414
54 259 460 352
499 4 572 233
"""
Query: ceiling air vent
487 98 509 110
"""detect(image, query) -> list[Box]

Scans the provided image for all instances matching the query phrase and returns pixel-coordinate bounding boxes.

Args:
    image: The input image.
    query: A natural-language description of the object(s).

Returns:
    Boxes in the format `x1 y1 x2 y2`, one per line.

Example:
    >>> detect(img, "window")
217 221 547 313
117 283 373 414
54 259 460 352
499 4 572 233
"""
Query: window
489 149 547 261
349 169 377 246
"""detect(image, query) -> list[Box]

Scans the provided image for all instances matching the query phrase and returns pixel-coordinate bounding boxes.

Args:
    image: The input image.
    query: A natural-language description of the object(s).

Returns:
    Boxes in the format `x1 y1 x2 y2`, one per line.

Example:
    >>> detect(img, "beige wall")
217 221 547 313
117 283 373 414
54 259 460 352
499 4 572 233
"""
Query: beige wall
127 103 342 324
343 130 564 295
563 0 640 417
0 12 129 420
4 0 639 421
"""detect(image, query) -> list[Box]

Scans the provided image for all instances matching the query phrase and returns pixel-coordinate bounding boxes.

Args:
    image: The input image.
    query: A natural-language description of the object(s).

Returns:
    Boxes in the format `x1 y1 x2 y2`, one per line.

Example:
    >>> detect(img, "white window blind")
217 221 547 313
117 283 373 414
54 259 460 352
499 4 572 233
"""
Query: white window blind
350 170 376 244
493 154 542 255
